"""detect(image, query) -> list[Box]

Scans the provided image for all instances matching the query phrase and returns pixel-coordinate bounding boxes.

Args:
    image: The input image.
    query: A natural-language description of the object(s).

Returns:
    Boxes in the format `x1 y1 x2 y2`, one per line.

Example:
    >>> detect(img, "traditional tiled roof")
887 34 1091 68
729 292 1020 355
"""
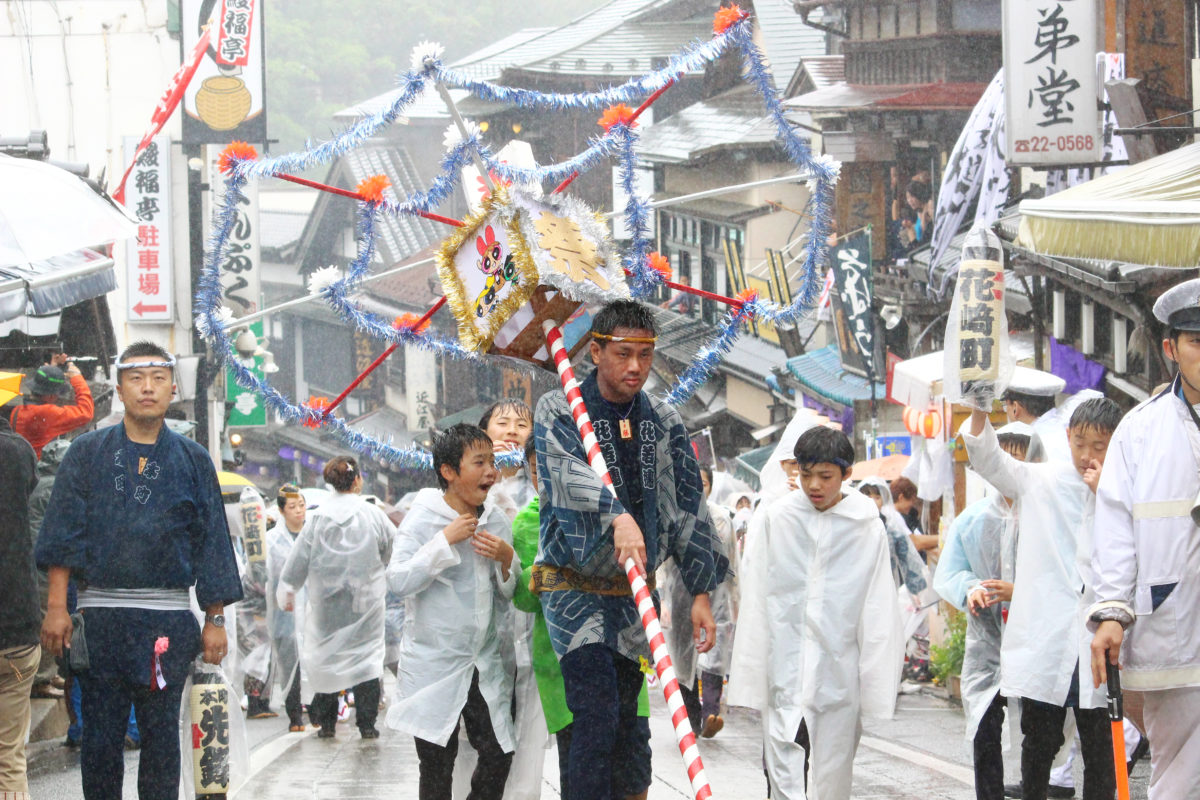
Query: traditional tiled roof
638 86 779 164
787 81 988 113
340 145 442 266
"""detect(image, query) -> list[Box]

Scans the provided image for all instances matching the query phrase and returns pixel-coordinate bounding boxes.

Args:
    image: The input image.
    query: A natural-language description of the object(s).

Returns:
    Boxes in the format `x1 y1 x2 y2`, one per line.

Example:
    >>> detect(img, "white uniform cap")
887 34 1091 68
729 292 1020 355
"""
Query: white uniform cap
996 421 1034 437
1153 278 1200 331
1004 366 1066 398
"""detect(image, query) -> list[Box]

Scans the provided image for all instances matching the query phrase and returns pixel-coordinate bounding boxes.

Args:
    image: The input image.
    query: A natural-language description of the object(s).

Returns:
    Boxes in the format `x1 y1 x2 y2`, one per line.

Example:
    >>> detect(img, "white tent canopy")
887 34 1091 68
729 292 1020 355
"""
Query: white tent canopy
1017 142 1200 267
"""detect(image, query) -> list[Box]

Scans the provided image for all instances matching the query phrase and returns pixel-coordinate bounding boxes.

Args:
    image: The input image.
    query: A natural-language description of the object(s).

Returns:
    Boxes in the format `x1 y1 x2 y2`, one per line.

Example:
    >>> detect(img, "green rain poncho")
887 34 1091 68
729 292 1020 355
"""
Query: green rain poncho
512 497 647 734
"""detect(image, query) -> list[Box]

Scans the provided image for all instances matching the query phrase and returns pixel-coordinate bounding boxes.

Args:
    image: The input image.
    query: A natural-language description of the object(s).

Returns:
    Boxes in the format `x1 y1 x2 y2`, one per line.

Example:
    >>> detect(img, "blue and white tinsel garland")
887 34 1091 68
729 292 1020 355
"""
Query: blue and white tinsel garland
199 10 840 470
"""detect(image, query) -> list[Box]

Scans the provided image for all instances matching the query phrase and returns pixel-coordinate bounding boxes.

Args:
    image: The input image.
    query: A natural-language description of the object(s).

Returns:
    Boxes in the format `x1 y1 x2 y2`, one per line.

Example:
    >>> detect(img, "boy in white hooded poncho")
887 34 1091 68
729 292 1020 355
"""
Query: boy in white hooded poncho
933 423 1028 800
387 424 519 800
729 426 902 800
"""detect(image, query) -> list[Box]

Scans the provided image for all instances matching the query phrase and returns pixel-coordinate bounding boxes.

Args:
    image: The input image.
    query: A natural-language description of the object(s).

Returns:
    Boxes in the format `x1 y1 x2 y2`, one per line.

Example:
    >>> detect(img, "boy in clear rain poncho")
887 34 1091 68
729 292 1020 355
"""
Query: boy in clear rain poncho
387 424 518 800
933 422 1028 800
729 426 902 800
266 484 307 731
279 457 394 739
962 398 1122 800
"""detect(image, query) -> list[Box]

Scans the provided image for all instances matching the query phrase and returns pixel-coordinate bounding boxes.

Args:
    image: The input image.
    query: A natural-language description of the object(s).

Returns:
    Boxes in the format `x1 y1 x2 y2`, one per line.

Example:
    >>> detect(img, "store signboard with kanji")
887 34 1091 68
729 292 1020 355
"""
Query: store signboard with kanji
227 320 267 427
181 0 267 144
207 152 261 317
1003 0 1102 165
123 135 173 323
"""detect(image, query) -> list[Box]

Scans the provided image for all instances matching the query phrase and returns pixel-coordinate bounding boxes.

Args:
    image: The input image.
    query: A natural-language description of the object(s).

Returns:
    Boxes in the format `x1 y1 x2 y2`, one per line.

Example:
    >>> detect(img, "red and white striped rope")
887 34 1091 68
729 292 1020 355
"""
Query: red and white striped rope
541 319 714 800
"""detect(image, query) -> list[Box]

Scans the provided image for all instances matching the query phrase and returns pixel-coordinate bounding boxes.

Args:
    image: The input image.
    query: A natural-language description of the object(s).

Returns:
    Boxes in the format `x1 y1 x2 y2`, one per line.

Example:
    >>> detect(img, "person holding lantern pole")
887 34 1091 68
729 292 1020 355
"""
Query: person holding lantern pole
962 398 1120 800
1089 278 1200 799
532 300 722 800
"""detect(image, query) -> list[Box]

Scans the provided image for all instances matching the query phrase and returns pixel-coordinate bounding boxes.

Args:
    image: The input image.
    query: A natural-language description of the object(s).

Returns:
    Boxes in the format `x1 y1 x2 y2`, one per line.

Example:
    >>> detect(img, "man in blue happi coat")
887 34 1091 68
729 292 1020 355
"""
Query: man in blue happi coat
533 300 722 800
38 341 243 800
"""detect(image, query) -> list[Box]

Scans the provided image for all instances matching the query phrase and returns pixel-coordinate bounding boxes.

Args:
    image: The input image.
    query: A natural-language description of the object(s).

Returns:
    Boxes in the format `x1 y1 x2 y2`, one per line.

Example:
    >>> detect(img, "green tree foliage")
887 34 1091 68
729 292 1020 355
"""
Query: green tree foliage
265 0 603 153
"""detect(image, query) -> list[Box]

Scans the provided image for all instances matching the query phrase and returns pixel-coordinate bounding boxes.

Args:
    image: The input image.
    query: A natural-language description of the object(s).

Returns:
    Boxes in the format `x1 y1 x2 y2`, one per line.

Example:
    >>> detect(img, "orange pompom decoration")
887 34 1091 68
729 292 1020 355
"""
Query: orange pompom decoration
713 5 748 35
357 174 391 205
302 395 332 428
393 313 431 334
598 104 638 132
217 141 258 174
647 252 672 280
735 287 759 305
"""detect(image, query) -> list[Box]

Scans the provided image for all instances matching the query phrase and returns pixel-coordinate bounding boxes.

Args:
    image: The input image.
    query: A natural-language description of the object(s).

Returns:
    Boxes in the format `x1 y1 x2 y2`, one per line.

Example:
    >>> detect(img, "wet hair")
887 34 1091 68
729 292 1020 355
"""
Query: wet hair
524 435 536 463
859 483 883 500
591 300 656 347
1000 389 1056 419
890 476 918 501
996 433 1031 460
698 465 712 484
906 179 931 205
323 457 359 492
117 340 173 384
898 206 918 224
276 483 303 511
478 398 532 432
793 426 854 475
1069 397 1122 437
432 423 493 490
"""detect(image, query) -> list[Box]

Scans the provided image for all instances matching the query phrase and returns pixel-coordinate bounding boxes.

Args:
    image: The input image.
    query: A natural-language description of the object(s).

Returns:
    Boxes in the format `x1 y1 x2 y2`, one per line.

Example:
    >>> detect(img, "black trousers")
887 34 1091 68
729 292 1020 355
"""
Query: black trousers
310 678 380 732
284 663 303 726
678 678 703 736
1020 697 1114 800
413 670 512 800
700 671 723 721
974 694 1007 800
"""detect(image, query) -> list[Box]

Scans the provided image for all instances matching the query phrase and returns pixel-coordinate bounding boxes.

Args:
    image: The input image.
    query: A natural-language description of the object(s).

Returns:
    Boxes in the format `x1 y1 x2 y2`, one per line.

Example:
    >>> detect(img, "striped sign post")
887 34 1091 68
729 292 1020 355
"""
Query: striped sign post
542 319 714 800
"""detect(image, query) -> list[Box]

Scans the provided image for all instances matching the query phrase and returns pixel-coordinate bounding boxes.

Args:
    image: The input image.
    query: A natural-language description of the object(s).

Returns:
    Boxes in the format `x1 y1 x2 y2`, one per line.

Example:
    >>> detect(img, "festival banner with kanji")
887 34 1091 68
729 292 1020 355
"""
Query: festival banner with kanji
182 0 267 144
1003 0 1101 165
829 229 877 380
123 135 173 323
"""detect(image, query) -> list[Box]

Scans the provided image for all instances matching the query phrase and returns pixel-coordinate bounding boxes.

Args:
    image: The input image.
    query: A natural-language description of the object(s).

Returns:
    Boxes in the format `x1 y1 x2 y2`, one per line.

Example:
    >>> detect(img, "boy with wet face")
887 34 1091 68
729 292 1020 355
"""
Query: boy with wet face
386 424 518 800
730 426 902 800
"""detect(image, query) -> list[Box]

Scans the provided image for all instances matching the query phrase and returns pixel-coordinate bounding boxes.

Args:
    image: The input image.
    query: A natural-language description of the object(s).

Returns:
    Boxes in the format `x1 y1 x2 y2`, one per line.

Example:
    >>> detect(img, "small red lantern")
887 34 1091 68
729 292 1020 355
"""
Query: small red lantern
903 405 942 439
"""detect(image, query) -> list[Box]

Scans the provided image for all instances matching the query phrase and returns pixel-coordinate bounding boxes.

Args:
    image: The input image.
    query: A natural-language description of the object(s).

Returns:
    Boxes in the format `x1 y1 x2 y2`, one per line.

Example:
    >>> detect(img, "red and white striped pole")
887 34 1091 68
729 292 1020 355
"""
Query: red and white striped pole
542 319 714 800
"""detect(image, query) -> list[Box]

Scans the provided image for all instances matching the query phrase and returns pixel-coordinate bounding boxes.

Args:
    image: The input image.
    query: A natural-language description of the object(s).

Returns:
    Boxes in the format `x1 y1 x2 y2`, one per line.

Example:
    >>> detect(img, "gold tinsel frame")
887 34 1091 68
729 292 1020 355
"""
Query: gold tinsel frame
435 185 539 352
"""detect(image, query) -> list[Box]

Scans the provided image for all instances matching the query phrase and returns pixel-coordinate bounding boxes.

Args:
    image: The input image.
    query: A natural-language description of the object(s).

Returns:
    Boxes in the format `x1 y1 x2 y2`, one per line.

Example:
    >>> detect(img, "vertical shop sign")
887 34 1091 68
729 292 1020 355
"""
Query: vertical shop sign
123 135 173 323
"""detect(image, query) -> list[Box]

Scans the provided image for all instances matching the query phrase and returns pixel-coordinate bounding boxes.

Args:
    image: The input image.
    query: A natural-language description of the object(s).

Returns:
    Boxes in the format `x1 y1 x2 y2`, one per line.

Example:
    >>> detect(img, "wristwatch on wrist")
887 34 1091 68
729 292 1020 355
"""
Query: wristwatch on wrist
205 613 226 628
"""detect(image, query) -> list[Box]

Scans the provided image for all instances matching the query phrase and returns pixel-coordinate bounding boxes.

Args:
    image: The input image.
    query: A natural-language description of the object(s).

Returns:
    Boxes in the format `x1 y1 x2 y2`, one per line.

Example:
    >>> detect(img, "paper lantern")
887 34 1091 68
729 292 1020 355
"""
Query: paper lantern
903 405 941 439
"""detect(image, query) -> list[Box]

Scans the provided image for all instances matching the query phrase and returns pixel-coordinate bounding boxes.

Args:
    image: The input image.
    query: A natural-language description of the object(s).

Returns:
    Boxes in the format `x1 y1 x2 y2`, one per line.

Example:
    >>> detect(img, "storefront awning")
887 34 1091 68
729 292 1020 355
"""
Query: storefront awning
1016 142 1200 268
784 344 886 408
0 248 117 322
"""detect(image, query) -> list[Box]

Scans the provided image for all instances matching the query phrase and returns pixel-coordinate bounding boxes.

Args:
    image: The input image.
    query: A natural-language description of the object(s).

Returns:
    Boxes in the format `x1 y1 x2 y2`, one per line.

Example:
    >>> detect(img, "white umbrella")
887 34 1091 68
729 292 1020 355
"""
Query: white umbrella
0 154 139 267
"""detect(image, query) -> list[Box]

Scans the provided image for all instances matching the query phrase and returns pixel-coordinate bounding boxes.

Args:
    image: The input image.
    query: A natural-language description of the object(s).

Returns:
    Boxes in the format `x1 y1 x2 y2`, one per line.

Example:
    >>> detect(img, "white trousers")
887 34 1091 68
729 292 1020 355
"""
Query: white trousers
763 712 861 800
1143 686 1200 800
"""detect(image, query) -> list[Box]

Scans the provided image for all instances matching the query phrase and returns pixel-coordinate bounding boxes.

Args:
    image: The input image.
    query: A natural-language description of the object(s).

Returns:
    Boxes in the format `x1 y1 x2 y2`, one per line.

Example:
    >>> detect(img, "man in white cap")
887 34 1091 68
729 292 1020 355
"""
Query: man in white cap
1000 367 1069 464
1090 278 1200 798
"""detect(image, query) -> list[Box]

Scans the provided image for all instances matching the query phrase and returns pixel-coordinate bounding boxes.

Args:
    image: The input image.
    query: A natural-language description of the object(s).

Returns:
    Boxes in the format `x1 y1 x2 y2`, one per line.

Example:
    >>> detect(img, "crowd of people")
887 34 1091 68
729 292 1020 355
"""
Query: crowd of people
2 288 1199 800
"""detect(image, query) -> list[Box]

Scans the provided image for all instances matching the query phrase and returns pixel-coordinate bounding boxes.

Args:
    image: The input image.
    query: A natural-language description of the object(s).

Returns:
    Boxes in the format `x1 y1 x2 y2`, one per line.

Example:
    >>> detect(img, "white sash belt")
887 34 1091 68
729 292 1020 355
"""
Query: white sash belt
77 587 192 611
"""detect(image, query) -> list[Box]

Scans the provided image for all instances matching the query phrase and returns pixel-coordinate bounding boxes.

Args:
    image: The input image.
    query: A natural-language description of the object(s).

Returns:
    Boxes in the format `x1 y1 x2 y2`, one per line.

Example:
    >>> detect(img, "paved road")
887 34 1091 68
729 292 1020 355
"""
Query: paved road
29 681 1151 799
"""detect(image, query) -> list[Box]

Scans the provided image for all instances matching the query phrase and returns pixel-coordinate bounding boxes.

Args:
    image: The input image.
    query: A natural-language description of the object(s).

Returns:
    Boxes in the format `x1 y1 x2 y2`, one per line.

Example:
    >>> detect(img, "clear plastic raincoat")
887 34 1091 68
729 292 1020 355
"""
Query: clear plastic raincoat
278 491 394 700
265 521 304 698
385 488 518 750
697 500 738 677
728 489 902 800
961 419 1105 708
933 493 1013 740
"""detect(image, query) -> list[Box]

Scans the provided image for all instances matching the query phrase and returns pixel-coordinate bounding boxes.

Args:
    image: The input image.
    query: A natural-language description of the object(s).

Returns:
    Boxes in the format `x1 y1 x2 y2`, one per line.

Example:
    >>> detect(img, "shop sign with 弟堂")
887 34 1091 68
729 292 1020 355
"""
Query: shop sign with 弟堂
1002 0 1101 165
